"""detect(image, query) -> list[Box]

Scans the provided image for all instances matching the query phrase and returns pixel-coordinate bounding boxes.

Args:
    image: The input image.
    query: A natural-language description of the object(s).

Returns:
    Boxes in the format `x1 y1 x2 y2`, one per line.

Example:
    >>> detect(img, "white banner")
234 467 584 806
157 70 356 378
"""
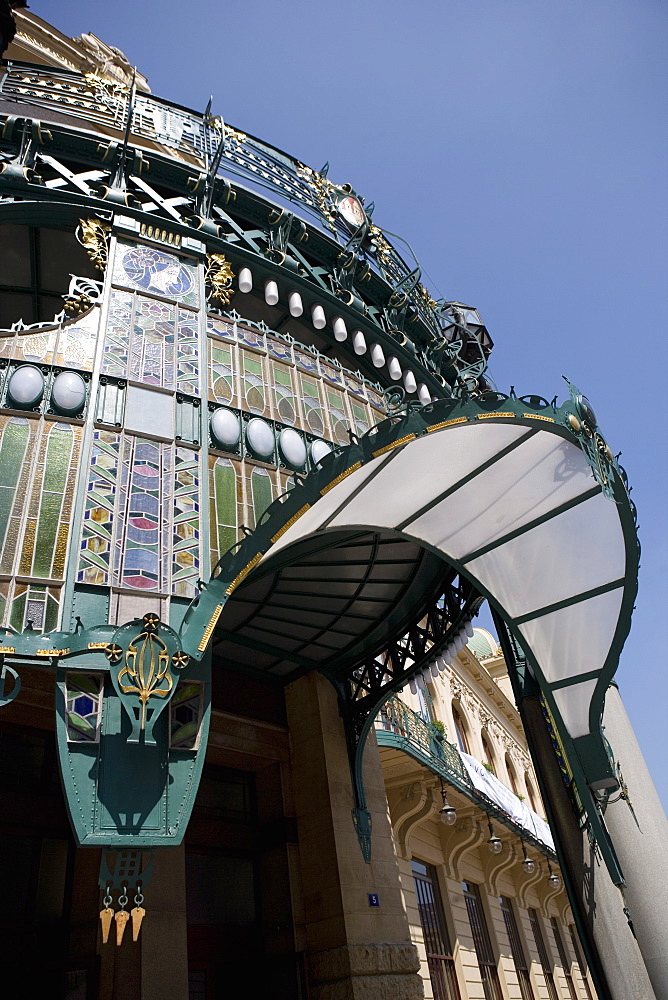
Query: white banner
460 753 555 850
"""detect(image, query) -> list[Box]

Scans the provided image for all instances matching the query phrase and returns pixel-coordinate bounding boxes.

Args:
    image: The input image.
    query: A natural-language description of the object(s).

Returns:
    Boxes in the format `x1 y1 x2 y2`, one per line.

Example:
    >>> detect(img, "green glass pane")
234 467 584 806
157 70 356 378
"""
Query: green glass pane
214 461 236 557
0 421 29 552
10 592 25 631
251 469 273 526
33 426 73 578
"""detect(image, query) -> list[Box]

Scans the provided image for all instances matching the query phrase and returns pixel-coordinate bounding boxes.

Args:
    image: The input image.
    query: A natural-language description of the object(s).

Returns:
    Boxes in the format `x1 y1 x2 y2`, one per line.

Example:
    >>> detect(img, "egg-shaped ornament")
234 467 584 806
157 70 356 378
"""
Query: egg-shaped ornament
279 428 307 468
246 417 275 458
310 440 332 467
210 408 241 449
7 365 45 408
51 371 87 416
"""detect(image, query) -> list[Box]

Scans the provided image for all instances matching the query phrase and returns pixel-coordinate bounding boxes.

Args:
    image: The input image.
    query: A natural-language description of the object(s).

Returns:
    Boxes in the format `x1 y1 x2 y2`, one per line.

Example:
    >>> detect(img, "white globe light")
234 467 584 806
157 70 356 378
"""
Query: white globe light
246 417 275 458
310 440 332 467
279 427 306 468
51 370 86 415
7 365 44 408
210 408 241 448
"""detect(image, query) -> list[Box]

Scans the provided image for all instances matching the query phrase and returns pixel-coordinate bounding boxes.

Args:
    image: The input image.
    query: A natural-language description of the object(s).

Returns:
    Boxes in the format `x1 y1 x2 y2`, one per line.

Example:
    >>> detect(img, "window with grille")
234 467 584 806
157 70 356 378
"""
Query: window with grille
461 881 503 1000
453 706 470 754
528 909 559 1000
551 918 578 1000
411 860 461 1000
499 897 535 1000
569 925 594 1000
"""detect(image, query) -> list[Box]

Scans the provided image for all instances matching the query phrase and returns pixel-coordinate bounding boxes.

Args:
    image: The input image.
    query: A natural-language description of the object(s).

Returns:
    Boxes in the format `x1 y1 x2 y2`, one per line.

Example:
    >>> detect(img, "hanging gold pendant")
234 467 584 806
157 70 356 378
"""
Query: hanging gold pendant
115 908 130 945
131 905 146 941
99 906 114 944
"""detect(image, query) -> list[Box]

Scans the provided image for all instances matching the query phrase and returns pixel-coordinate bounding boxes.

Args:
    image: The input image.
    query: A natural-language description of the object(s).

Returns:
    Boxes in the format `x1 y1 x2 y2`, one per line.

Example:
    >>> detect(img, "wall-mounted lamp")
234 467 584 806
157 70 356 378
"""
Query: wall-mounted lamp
547 861 562 889
439 778 457 826
520 841 536 874
487 818 503 854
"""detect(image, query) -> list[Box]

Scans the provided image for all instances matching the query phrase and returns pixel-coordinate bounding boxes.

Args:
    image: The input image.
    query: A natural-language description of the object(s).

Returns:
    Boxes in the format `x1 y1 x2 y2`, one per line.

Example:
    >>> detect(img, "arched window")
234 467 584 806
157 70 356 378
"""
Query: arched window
452 705 470 755
481 733 496 774
505 756 519 796
525 773 539 813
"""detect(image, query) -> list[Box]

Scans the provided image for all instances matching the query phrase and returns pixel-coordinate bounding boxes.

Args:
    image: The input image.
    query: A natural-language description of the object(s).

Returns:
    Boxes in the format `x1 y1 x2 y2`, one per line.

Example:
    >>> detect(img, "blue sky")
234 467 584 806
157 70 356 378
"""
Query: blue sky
49 1 667 805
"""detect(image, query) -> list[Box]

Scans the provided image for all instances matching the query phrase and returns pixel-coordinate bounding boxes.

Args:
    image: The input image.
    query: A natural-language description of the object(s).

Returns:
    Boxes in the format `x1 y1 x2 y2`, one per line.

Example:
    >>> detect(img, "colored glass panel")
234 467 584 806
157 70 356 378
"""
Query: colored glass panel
251 467 273 528
66 673 103 743
208 339 237 405
9 583 59 631
78 430 120 586
131 298 176 387
209 457 237 568
206 316 235 342
272 364 297 425
242 351 267 415
265 335 292 363
172 447 200 597
293 348 319 374
23 423 79 579
237 325 265 351
300 376 325 437
113 241 199 308
320 360 345 388
351 402 370 437
0 418 30 561
121 438 162 590
327 388 350 445
170 680 204 750
102 290 132 379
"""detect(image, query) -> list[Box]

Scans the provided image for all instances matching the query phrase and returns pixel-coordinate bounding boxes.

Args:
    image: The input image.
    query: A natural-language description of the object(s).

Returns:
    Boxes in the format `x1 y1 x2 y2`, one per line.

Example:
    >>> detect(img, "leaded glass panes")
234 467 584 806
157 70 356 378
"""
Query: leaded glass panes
326 387 351 445
206 315 235 343
0 308 99 370
170 680 204 750
208 338 238 406
20 422 81 580
113 241 199 308
0 417 31 570
8 582 60 631
78 432 200 597
301 376 325 437
102 290 200 393
350 401 370 437
250 466 273 529
272 363 297 425
209 456 238 567
237 325 265 351
241 349 269 415
65 673 103 743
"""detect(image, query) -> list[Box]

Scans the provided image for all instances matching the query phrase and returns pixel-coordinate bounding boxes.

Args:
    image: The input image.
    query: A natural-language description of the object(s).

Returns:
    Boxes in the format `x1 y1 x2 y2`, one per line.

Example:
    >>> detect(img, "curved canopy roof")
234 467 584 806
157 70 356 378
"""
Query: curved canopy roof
183 391 638 750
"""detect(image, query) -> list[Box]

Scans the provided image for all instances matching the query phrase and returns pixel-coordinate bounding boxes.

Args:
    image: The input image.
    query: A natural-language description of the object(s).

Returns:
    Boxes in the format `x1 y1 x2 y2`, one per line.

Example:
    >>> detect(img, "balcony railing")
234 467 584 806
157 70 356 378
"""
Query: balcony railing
375 695 555 857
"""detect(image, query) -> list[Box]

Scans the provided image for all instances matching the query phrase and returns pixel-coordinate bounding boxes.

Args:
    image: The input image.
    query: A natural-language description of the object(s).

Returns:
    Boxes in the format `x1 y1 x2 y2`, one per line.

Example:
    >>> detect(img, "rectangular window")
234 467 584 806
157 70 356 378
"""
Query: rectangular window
461 881 503 1000
412 860 461 1000
551 918 578 1000
528 908 559 1000
499 897 535 1000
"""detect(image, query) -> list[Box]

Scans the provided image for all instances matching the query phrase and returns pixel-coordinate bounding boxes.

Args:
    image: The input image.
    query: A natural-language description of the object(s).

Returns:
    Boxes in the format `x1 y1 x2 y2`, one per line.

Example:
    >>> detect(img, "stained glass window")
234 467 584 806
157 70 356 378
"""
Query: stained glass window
208 338 238 406
170 680 204 750
209 456 237 567
206 316 235 343
300 376 325 437
8 582 60 632
266 336 292 363
250 466 273 529
65 673 103 743
0 417 32 573
20 422 81 580
113 241 199 308
326 388 351 446
236 325 265 351
0 308 99 371
102 290 200 394
241 350 268 416
272 364 297 425
78 433 200 597
350 401 370 437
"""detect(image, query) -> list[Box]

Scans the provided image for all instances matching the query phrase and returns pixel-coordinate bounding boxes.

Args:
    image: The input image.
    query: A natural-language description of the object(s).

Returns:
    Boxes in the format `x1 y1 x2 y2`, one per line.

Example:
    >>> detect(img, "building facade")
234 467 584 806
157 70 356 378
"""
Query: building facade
0 11 654 1000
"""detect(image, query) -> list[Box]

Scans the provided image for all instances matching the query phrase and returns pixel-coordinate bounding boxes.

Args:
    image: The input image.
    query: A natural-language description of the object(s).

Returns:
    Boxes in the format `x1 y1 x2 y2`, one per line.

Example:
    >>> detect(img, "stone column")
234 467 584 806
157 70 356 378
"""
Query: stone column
285 670 423 1000
602 684 668 1000
140 845 189 1000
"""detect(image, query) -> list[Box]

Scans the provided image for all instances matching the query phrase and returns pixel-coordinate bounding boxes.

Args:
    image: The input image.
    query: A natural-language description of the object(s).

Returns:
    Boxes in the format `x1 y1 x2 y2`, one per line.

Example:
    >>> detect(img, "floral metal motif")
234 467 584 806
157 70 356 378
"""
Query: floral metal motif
77 218 111 272
205 253 235 306
117 613 173 734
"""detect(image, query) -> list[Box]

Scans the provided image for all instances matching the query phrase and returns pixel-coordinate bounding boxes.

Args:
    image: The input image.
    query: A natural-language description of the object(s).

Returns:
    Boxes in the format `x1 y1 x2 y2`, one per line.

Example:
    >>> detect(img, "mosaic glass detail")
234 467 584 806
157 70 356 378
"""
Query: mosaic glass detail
208 339 238 405
206 315 235 342
351 401 370 437
0 308 99 371
272 364 297 425
78 433 199 597
326 388 350 446
66 673 103 743
242 351 268 415
113 242 199 308
236 325 265 351
293 348 319 374
170 680 204 750
8 582 60 631
0 417 31 571
102 290 200 393
300 376 325 436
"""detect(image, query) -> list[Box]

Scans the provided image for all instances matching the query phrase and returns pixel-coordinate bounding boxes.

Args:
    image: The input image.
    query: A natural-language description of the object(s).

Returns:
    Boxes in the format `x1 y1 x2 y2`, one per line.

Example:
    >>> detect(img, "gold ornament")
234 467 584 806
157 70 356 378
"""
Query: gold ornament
205 253 235 306
77 218 111 272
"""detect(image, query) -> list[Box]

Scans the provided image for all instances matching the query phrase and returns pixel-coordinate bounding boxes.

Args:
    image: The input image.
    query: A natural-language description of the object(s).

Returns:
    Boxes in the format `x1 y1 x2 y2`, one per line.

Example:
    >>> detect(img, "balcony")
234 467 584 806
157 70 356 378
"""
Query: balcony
375 695 556 858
